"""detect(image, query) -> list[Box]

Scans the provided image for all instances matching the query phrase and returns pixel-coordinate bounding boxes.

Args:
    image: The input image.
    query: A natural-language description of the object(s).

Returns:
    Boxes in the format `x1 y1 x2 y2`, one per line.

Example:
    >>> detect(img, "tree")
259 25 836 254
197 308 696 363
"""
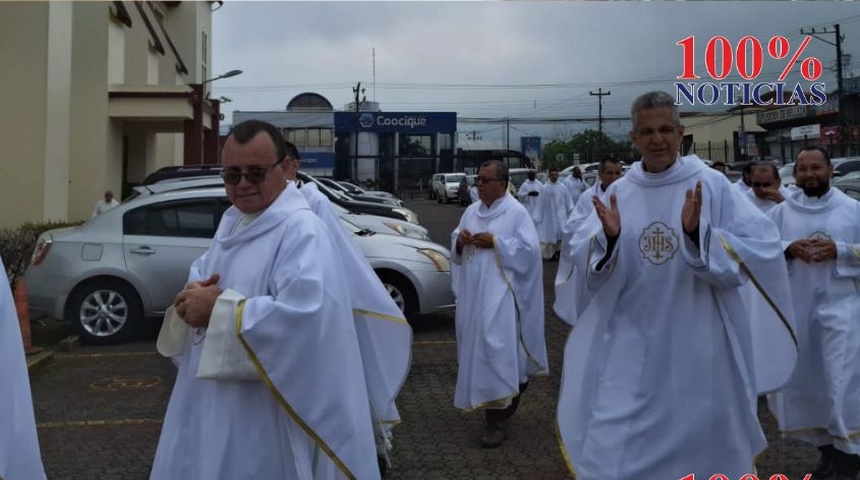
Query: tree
540 129 634 170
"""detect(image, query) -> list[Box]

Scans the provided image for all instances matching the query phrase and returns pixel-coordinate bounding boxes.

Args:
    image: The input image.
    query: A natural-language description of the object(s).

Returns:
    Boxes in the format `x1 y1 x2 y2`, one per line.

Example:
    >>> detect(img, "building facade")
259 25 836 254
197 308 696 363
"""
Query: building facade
232 93 457 194
0 1 218 228
681 110 767 164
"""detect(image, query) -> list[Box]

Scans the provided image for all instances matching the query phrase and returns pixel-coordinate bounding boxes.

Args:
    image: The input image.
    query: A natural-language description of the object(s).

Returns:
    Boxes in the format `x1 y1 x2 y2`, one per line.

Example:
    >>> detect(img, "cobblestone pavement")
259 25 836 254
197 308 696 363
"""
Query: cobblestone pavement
28 197 818 480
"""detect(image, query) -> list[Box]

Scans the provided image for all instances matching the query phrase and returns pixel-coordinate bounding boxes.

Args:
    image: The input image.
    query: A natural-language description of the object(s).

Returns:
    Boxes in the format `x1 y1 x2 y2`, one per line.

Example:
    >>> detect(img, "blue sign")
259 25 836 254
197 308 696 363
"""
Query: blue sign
298 151 335 169
335 112 457 134
520 137 541 165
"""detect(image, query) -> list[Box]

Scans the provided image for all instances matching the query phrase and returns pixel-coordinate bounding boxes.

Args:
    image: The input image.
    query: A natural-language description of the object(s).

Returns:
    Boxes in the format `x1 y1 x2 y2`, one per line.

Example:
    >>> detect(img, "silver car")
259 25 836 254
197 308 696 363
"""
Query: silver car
25 186 453 345
130 178 430 241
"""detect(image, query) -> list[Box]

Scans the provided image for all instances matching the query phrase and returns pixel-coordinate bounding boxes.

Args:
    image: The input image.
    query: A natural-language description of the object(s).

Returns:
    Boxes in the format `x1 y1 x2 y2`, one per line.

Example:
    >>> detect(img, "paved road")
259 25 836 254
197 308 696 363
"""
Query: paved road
28 197 818 479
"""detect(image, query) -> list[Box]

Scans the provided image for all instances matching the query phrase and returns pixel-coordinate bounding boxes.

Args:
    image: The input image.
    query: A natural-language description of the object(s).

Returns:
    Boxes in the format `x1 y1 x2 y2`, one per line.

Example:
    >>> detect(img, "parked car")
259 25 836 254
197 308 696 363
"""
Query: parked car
140 165 419 224
432 173 466 203
337 181 397 200
457 175 477 206
779 157 860 187
835 180 860 201
317 177 403 207
25 186 452 345
132 176 429 241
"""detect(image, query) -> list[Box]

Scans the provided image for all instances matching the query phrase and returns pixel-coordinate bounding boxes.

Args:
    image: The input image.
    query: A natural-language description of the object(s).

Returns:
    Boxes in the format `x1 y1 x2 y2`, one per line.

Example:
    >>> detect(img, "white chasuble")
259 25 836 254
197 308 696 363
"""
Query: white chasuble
557 156 796 480
450 194 548 410
152 187 379 480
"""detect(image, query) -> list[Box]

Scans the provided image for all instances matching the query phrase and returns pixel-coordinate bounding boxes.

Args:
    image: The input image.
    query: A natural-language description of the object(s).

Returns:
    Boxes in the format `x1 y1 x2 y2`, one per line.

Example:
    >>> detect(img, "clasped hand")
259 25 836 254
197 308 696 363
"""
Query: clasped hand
592 181 703 239
786 238 837 263
456 229 494 254
173 273 222 328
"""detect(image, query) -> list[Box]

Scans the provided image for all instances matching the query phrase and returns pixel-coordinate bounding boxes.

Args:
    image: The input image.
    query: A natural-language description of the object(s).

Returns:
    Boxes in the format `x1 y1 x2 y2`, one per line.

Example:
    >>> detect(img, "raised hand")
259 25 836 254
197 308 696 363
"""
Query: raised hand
593 194 621 239
681 181 702 235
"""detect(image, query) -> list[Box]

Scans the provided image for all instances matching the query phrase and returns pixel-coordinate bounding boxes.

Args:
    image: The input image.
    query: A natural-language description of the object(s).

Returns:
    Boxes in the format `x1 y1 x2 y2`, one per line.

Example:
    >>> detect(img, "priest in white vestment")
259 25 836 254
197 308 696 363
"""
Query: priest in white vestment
554 157 623 325
516 170 542 225
152 120 380 480
451 160 548 449
535 168 573 260
282 142 412 476
746 162 790 214
557 92 797 480
767 146 860 480
561 166 587 205
0 255 46 480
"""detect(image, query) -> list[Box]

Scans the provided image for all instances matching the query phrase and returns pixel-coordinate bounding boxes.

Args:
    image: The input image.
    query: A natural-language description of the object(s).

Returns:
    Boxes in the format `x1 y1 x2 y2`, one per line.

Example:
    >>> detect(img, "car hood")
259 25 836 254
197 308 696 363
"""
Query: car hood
351 232 450 262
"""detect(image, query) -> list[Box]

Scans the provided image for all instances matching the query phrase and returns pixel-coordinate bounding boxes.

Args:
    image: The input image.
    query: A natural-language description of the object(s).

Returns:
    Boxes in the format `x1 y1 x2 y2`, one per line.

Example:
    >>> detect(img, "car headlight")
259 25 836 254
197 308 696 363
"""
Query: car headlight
383 222 407 236
393 208 419 224
418 248 450 272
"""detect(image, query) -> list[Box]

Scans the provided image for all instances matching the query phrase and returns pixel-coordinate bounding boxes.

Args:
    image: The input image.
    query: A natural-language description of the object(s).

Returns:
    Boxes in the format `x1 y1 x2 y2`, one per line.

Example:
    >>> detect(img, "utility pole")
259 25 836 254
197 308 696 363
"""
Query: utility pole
506 117 510 151
590 88 611 157
351 82 365 181
802 24 846 146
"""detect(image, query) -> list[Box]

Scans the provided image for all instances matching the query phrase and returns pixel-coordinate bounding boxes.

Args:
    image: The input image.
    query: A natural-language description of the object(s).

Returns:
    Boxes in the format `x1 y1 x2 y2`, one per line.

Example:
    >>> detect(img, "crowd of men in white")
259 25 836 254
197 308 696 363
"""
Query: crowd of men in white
2 90 858 480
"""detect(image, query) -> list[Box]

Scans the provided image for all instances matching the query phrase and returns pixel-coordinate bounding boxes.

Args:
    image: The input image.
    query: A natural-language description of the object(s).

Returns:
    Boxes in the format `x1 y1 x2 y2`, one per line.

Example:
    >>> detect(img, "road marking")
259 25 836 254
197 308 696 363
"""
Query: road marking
37 418 163 429
413 340 456 345
90 376 162 391
58 351 160 359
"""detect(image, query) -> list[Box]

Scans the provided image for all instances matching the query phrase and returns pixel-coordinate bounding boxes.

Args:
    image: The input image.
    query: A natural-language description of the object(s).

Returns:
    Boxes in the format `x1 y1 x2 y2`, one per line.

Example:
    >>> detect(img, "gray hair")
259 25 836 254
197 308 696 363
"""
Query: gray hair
631 91 681 128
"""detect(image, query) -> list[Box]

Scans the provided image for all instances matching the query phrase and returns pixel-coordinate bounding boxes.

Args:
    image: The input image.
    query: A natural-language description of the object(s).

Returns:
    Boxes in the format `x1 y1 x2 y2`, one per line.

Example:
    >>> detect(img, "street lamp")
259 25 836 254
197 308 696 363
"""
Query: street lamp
202 69 243 85
186 69 242 165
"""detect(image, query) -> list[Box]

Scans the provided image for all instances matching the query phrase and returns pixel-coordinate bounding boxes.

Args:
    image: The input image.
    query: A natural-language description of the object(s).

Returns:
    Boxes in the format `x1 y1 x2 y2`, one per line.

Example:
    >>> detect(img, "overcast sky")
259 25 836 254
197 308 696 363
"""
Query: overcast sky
211 1 860 144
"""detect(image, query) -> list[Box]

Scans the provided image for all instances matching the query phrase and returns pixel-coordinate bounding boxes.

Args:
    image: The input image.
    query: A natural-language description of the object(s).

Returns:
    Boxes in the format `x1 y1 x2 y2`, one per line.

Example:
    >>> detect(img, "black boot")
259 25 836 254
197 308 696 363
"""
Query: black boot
480 415 506 449
812 444 838 478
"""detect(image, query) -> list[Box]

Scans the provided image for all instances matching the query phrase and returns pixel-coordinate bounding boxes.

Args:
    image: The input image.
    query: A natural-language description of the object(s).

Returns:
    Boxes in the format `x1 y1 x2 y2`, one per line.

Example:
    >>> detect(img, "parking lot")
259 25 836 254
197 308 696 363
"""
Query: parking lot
29 196 817 479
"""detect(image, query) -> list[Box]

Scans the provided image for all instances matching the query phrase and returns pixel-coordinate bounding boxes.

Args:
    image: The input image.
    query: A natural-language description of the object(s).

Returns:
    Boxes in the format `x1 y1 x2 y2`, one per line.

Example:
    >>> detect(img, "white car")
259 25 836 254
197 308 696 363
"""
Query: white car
431 173 466 203
25 186 452 345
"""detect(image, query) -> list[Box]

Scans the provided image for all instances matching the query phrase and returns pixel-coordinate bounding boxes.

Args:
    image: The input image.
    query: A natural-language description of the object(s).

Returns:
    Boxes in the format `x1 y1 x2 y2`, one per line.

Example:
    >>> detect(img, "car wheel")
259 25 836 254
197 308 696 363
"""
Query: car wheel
376 271 418 316
65 278 142 345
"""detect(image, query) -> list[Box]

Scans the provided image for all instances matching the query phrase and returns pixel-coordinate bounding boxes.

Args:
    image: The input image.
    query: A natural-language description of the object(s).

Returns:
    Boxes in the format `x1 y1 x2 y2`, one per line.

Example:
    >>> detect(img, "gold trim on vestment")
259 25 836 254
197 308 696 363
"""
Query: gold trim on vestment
850 244 860 261
457 392 519 413
491 235 547 371
718 235 798 347
783 426 860 441
234 299 358 480
554 423 577 479
352 308 409 324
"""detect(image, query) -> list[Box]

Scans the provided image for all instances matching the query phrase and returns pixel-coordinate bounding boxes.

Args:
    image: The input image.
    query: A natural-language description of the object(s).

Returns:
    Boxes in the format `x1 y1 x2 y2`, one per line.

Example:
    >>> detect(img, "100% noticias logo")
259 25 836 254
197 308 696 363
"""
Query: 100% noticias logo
674 35 826 107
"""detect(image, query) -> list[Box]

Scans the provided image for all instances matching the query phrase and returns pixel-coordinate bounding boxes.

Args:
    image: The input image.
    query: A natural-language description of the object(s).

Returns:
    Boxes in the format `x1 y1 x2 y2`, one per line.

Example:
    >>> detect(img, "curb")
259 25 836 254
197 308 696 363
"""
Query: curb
26 350 54 374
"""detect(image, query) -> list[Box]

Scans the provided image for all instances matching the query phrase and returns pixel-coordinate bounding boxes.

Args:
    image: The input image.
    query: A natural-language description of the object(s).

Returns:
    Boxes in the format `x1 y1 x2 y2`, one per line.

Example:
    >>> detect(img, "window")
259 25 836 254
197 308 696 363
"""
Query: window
123 199 221 238
285 128 306 147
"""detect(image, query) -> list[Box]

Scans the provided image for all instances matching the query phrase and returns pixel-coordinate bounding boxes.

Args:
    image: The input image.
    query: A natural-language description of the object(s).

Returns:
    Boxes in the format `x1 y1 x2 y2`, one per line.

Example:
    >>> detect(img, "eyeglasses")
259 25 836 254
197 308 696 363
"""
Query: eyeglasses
220 159 284 185
750 182 775 188
476 177 505 184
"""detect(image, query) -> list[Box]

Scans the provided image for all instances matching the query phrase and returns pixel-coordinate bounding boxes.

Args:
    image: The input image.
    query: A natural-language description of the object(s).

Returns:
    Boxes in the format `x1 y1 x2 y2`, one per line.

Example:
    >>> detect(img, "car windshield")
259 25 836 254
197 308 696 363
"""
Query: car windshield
447 174 465 183
778 163 794 180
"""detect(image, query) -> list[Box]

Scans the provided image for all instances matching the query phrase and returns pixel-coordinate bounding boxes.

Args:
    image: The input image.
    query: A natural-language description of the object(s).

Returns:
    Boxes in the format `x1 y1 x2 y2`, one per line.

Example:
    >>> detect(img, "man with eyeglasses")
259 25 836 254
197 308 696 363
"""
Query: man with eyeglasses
280 141 412 477
557 91 796 480
746 162 789 213
450 160 548 449
766 145 860 480
152 120 381 480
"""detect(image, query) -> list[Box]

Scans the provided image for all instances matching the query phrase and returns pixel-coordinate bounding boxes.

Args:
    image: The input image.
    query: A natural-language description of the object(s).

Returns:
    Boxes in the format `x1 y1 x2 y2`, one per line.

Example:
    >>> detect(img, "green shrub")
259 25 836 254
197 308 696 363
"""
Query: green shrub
1 220 85 286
